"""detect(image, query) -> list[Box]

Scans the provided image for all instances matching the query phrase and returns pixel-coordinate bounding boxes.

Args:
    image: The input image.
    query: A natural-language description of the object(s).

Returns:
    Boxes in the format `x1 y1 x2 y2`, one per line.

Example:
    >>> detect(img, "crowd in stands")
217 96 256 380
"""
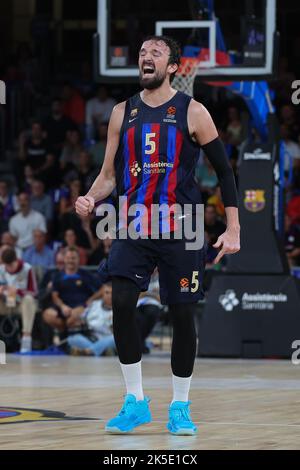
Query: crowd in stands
1 44 300 354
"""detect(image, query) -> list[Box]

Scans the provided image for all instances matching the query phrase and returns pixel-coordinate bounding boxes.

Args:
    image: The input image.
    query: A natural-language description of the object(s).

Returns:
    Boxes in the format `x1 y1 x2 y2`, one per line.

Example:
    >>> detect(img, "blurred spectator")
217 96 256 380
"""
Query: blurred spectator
1 232 23 259
63 229 88 265
0 247 37 352
9 193 46 251
67 282 116 356
61 82 85 127
0 180 19 221
23 229 55 270
43 98 76 156
89 122 108 168
42 247 101 333
59 178 82 216
23 165 35 193
76 151 98 193
0 204 9 236
225 106 243 147
280 124 300 172
30 179 54 223
60 129 83 174
284 214 300 267
286 195 300 224
207 186 225 217
279 104 300 141
19 121 52 174
86 86 116 139
204 204 226 250
38 250 65 312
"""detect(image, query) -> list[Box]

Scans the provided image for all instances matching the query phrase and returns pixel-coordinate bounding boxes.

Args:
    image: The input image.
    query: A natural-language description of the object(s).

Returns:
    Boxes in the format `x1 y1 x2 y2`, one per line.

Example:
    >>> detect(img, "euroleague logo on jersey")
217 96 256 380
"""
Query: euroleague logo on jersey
180 277 189 292
163 106 177 123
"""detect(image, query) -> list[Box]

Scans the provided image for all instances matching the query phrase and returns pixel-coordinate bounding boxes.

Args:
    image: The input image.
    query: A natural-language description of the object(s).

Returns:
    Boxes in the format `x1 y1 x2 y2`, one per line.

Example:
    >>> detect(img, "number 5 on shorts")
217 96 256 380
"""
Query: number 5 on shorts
191 271 199 293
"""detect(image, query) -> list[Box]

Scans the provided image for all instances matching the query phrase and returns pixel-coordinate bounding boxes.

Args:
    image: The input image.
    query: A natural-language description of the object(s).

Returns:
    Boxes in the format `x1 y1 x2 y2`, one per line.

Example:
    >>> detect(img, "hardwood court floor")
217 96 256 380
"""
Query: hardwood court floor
1 353 300 450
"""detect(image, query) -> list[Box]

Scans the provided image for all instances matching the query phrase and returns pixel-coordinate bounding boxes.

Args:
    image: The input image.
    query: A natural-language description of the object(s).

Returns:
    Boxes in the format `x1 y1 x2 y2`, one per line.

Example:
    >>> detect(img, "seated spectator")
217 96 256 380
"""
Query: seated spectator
18 120 56 187
280 124 300 173
38 250 65 313
60 129 83 174
22 165 35 193
1 232 23 259
225 105 243 147
279 104 300 141
0 247 37 352
23 229 55 270
30 179 54 223
42 247 101 334
9 192 46 251
86 86 116 140
136 268 162 354
61 82 85 128
0 203 9 237
284 214 300 267
43 98 76 156
92 235 112 266
59 178 82 216
63 229 88 265
286 194 300 222
89 122 108 168
75 151 98 193
0 179 19 221
67 282 116 356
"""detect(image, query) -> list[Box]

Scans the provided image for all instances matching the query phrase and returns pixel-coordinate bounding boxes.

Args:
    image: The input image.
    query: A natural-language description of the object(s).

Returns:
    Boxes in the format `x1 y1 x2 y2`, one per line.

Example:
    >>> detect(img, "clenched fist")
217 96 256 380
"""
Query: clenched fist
75 195 95 217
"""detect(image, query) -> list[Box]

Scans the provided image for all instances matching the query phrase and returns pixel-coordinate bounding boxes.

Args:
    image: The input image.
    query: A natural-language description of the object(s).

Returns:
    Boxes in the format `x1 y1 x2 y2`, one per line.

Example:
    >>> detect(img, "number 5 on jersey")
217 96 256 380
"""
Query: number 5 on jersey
145 132 156 155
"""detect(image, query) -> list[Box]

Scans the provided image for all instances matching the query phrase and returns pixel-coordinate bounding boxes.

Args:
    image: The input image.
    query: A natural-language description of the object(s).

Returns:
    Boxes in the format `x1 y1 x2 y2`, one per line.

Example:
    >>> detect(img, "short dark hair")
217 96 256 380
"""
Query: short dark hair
2 248 17 264
141 35 181 83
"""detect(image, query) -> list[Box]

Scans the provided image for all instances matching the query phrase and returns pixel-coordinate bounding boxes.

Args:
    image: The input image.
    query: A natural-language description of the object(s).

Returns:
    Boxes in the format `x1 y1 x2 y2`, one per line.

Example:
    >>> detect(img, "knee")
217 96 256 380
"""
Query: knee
22 294 36 308
169 303 197 328
43 308 56 326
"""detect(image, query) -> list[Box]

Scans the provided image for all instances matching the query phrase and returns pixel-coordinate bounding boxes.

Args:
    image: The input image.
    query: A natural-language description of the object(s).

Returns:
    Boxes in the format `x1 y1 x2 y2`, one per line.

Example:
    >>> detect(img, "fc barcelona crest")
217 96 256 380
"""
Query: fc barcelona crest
244 189 266 212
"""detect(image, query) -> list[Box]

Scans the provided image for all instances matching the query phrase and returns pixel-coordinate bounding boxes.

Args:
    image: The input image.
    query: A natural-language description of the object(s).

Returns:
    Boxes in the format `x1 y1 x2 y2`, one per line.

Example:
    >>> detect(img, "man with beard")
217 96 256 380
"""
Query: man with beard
75 36 240 435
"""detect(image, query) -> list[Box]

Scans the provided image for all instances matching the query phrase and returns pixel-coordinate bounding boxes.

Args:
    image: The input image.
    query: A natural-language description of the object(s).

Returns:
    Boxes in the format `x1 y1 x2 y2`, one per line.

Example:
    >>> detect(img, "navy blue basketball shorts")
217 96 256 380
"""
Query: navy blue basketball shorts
98 236 206 305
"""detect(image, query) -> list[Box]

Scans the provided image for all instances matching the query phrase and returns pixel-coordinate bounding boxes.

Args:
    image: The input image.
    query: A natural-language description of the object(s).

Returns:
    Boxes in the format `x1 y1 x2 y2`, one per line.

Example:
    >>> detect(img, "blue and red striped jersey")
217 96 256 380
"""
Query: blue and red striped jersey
114 90 202 234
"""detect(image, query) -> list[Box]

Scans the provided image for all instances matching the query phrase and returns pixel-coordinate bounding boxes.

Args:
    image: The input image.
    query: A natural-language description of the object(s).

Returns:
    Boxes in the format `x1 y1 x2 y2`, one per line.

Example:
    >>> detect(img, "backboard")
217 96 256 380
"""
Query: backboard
95 0 278 82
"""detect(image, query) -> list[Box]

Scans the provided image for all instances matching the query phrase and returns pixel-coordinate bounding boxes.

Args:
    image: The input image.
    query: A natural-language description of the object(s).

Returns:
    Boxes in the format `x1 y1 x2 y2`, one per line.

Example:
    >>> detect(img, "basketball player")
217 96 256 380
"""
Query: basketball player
75 36 240 435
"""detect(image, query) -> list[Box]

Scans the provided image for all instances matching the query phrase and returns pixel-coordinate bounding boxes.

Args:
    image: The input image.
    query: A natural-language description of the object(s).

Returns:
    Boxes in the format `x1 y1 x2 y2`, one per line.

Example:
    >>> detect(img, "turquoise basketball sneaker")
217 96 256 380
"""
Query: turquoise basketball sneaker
167 400 198 435
105 394 152 433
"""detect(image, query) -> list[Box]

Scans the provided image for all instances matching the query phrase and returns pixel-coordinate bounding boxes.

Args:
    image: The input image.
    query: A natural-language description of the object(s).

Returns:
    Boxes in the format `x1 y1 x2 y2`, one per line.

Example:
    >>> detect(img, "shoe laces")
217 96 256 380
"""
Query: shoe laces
171 402 192 422
119 396 136 417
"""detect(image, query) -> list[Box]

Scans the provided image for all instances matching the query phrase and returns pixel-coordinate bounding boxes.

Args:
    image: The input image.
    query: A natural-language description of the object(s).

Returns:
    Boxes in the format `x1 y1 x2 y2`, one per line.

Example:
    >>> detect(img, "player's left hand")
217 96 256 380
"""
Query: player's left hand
213 228 240 265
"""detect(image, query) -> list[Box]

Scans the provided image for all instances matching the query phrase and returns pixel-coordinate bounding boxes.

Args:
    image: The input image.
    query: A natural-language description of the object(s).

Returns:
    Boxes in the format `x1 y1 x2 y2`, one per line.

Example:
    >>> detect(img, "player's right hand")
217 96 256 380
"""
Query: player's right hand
75 195 95 217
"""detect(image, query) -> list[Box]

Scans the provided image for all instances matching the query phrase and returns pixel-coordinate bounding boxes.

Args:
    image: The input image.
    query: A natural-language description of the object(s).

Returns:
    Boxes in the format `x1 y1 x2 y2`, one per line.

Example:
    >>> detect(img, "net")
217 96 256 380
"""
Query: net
172 57 199 97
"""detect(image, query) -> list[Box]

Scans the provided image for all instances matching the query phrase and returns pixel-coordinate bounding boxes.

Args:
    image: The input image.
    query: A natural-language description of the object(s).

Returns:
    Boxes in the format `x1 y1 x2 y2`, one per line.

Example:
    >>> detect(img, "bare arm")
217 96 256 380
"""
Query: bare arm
75 101 126 216
188 99 240 263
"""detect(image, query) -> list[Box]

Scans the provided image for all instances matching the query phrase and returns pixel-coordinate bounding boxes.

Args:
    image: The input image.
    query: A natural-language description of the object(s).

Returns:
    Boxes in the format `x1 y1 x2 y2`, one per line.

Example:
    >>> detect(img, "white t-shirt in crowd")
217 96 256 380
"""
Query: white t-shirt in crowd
283 140 300 171
9 210 46 250
86 97 116 126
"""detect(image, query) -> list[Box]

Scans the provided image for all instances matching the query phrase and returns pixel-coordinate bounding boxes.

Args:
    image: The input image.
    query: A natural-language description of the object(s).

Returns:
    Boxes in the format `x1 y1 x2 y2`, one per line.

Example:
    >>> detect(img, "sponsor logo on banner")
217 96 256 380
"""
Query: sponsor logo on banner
244 189 265 212
244 148 271 160
219 290 239 311
219 290 288 311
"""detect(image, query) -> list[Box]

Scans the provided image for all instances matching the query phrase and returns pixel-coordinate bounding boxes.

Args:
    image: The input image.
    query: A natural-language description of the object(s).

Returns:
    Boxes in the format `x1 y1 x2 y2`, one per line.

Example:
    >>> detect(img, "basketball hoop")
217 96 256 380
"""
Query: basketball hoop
172 57 199 97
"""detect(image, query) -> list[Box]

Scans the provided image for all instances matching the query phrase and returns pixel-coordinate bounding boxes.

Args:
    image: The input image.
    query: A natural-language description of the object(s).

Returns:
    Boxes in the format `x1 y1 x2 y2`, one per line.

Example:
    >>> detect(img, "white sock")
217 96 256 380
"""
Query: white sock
120 360 144 401
171 374 192 403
